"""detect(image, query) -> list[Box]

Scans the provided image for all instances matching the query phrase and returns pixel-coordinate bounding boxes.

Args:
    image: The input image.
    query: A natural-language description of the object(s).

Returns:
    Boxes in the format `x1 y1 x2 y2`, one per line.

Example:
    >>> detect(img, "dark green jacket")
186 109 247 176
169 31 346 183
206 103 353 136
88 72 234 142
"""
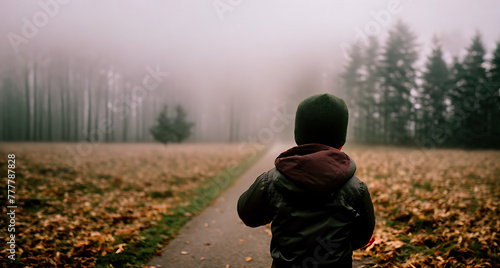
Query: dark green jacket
237 144 375 268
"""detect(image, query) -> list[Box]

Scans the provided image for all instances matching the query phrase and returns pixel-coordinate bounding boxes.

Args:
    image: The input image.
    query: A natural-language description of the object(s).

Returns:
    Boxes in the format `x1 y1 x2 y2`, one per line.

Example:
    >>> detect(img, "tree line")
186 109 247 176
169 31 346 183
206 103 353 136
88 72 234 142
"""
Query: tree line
0 53 190 143
1 20 498 147
0 50 261 144
341 21 500 149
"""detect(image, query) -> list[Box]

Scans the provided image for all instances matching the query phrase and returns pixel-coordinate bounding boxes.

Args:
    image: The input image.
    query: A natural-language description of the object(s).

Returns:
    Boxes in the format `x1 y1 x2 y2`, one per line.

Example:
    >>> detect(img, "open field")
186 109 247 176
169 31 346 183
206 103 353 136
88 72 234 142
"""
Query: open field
0 142 264 267
344 145 500 267
1 143 499 267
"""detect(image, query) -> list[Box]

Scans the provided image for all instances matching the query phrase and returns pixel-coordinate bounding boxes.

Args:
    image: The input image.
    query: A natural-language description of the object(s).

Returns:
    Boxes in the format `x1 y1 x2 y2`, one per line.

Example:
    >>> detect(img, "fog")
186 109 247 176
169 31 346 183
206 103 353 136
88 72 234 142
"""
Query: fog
1 0 499 143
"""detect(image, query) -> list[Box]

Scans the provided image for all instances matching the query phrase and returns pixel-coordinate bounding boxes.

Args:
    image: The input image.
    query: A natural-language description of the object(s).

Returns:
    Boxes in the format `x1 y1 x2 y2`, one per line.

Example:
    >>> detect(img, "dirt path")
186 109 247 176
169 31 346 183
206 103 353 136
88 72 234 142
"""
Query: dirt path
147 144 374 268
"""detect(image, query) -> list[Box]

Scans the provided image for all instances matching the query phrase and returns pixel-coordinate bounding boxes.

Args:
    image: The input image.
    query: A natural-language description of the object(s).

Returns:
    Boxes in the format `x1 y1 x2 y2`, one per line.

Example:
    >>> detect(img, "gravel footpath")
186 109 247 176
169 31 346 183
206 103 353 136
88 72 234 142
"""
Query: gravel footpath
147 144 374 268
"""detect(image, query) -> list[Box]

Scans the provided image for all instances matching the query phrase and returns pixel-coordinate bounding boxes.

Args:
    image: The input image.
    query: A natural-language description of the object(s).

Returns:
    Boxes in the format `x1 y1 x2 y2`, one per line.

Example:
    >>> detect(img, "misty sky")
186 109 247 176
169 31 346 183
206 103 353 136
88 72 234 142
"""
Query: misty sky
1 0 500 115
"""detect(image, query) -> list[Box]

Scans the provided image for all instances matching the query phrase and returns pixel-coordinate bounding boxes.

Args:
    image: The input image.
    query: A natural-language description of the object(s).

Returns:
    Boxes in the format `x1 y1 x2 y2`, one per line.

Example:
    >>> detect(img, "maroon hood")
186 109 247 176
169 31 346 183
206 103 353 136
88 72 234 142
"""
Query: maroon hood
274 143 356 194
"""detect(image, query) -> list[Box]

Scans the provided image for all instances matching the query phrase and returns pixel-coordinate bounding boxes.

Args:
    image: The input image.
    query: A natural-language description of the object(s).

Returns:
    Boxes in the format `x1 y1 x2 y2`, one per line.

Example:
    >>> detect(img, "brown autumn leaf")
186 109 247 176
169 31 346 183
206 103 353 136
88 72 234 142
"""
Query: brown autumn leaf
115 243 127 254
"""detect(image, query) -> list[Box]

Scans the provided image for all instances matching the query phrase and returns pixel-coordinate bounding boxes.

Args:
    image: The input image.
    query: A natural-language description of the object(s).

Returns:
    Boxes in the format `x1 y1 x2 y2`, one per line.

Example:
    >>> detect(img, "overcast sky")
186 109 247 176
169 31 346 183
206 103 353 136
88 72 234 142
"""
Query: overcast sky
1 0 499 100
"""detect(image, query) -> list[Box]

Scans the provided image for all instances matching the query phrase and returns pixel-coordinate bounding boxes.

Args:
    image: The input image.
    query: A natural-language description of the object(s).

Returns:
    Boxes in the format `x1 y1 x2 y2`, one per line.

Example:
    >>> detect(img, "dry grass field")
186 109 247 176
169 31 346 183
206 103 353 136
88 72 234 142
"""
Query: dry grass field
1 143 499 267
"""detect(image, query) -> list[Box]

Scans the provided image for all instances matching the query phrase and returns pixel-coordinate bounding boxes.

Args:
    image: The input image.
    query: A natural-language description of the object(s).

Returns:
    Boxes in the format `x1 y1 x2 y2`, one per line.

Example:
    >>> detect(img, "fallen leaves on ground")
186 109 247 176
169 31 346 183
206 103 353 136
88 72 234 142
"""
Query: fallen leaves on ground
0 142 263 267
346 145 500 267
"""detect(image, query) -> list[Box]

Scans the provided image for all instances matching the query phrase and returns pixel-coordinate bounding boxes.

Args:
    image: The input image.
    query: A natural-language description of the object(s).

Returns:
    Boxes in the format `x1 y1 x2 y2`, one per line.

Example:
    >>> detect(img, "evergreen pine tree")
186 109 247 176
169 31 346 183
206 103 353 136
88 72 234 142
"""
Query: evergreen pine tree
150 104 194 145
171 105 194 142
448 56 467 147
418 38 450 146
378 20 419 145
361 37 381 143
454 33 488 147
486 41 500 148
340 44 364 142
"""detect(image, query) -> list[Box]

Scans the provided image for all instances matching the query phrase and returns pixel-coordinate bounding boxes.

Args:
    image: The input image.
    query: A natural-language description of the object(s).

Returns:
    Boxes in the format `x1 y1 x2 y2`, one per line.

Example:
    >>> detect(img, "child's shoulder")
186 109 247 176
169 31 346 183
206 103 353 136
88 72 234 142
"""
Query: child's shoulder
337 176 368 199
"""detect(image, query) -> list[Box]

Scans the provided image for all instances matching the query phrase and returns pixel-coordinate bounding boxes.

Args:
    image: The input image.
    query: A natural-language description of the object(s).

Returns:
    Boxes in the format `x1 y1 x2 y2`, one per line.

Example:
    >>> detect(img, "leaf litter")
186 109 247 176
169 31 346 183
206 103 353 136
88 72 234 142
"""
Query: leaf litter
347 146 500 267
0 142 263 267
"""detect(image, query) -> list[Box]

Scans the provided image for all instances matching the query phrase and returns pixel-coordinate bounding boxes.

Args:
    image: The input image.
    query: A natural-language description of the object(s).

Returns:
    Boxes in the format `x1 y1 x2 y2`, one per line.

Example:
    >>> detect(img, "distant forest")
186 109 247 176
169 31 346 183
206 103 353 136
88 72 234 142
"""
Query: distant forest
341 21 500 149
1 20 499 148
0 58 169 143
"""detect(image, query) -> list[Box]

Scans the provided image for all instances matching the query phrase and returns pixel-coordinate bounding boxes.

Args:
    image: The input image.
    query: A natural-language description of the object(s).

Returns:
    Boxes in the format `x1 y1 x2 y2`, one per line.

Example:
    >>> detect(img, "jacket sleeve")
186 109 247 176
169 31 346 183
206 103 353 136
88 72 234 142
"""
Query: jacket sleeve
350 181 375 250
237 171 275 227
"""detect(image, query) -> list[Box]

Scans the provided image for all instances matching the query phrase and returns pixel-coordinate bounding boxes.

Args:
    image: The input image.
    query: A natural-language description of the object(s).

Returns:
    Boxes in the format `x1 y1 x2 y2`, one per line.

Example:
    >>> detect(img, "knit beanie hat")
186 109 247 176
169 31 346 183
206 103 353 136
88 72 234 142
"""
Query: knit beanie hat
294 93 349 149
